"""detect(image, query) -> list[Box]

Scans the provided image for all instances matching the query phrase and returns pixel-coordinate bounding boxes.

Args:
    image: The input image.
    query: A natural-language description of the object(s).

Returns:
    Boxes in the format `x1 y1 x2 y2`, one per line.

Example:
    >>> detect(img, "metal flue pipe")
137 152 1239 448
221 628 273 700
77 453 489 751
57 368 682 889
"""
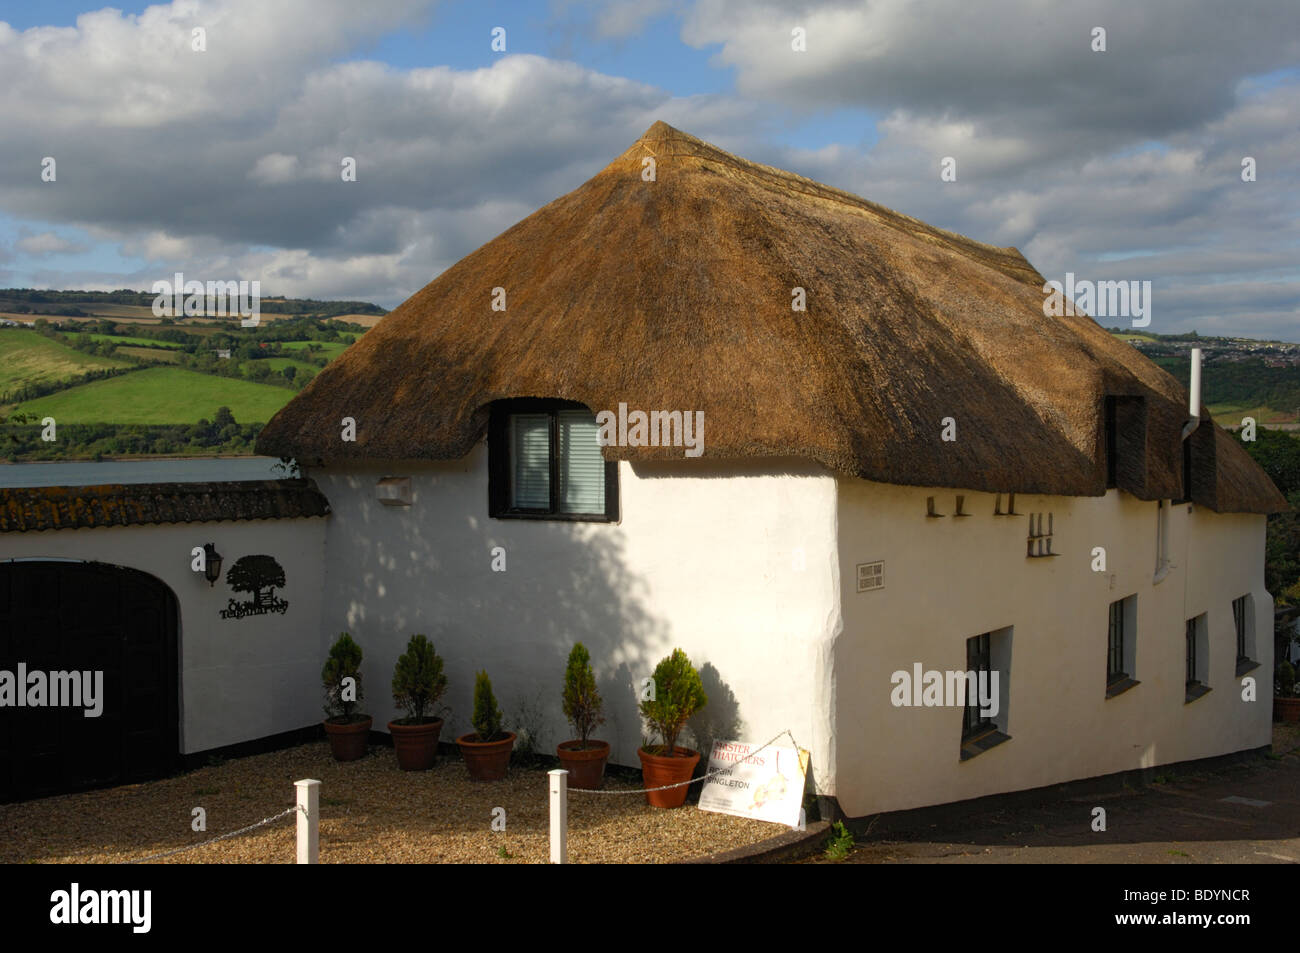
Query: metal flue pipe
1181 347 1202 440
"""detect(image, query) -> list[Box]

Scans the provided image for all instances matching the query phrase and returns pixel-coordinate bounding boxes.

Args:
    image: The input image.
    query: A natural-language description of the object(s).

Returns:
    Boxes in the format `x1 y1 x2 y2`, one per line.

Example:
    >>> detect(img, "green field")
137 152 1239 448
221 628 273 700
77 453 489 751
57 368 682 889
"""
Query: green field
13 367 294 424
1206 403 1298 425
0 329 130 393
1112 332 1158 342
117 345 182 363
279 340 350 359
262 357 320 373
64 332 184 349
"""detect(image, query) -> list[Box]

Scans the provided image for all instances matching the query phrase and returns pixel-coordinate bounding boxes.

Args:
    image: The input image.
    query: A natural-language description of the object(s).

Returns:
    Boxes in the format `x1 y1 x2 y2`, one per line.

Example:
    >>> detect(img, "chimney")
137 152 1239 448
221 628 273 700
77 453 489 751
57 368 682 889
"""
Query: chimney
1182 347 1202 440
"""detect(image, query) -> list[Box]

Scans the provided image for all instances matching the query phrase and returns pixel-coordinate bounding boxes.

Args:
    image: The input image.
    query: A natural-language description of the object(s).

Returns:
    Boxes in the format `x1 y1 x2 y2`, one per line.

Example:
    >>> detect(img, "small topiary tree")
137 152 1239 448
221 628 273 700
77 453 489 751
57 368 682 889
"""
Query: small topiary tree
391 634 447 724
1278 660 1297 698
322 632 365 723
472 670 505 742
639 649 708 757
562 643 605 749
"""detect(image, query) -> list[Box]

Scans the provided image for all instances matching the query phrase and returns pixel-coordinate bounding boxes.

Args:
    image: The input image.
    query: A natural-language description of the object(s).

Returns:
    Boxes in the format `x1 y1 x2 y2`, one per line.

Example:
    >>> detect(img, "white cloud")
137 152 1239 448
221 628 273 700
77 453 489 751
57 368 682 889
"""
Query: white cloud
249 153 300 185
14 231 85 256
0 0 1295 336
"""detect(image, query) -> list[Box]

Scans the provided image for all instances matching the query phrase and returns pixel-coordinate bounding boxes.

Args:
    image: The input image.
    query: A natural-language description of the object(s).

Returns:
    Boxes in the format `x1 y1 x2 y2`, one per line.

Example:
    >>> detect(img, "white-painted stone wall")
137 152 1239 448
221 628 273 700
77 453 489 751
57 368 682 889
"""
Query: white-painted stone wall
834 482 1271 817
309 448 841 784
0 519 327 753
4 456 1269 815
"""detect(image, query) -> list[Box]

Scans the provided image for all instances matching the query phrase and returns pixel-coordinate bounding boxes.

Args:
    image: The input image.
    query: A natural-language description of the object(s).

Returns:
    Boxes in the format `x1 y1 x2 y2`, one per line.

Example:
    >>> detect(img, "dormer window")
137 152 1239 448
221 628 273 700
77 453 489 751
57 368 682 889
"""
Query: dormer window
1104 395 1146 492
488 399 620 522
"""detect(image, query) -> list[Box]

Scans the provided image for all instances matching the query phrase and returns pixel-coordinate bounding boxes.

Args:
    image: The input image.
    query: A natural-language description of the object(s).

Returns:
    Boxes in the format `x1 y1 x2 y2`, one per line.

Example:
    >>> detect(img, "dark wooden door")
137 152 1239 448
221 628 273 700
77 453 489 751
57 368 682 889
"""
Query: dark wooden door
0 561 179 801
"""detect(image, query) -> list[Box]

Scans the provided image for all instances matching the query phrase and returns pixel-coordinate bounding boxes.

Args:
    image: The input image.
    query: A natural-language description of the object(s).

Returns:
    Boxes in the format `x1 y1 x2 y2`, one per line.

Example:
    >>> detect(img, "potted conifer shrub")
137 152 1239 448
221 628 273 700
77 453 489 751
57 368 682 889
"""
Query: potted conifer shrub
556 643 609 790
638 648 708 808
322 632 371 761
388 634 447 771
457 670 516 781
1275 661 1300 723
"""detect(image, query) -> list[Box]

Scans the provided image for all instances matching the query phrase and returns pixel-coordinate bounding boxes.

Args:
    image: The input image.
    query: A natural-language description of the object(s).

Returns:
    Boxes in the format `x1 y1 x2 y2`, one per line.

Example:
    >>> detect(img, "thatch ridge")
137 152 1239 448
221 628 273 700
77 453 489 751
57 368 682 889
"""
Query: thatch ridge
621 121 1045 290
256 122 1286 514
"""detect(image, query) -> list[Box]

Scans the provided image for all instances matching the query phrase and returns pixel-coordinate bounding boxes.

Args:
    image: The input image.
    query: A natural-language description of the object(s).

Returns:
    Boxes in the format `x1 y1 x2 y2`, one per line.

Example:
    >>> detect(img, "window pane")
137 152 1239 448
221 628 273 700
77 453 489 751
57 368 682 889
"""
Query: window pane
1234 596 1247 660
510 414 551 509
557 410 605 514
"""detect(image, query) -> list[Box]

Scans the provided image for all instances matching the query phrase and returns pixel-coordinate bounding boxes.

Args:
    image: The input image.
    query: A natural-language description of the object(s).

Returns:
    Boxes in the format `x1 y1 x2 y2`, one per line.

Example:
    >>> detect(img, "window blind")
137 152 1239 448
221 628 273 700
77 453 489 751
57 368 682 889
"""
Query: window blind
510 414 551 509
557 410 605 514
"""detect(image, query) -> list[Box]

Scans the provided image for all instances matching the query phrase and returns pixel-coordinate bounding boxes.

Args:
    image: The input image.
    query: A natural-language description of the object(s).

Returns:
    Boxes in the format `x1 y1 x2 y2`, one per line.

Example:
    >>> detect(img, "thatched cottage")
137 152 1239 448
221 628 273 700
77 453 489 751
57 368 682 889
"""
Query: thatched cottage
255 121 1286 817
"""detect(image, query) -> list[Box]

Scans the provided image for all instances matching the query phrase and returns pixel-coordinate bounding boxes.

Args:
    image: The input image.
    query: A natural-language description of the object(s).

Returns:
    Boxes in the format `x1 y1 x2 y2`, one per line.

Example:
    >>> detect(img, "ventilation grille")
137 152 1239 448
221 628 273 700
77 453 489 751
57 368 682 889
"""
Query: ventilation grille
857 561 884 592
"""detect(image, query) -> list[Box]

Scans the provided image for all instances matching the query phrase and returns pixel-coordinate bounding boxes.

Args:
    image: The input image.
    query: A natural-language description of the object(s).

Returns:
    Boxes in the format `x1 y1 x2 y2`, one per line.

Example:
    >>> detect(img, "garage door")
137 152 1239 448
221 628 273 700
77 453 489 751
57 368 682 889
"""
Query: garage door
0 561 179 802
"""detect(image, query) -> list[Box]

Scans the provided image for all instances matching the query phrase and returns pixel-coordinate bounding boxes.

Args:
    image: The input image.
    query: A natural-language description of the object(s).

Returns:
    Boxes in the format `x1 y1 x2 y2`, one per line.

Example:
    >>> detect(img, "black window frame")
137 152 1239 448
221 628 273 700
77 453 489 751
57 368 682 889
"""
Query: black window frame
488 398 620 523
962 632 993 740
1107 598 1127 685
1185 618 1198 688
1233 595 1248 665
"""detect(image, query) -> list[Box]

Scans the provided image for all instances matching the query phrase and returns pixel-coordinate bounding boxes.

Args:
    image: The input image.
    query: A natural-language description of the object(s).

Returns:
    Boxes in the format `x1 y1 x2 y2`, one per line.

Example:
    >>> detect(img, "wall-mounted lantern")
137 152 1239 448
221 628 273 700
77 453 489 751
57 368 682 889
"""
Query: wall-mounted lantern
376 476 412 506
203 543 224 587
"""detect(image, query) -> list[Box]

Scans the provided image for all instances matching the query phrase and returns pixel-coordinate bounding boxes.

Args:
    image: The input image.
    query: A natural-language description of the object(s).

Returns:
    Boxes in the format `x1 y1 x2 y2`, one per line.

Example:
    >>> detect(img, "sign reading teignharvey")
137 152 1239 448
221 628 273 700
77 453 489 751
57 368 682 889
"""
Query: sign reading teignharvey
697 740 809 828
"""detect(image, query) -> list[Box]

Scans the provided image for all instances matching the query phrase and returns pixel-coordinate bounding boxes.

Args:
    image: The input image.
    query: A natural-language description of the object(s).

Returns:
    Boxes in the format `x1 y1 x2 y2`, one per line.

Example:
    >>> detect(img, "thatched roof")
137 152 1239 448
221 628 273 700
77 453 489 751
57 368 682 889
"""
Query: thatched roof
257 121 1285 514
0 480 330 532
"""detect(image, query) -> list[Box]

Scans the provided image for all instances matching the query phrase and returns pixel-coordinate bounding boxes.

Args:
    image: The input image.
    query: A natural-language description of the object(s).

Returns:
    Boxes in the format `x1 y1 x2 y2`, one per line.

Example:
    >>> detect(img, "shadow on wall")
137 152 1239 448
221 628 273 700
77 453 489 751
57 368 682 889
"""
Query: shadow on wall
321 462 744 767
687 662 743 771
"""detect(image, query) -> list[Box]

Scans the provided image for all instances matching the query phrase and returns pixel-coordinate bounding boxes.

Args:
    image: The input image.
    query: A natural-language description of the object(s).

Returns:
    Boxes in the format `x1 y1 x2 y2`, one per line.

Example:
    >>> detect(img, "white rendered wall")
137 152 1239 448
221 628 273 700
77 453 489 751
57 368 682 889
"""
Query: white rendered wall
0 519 327 753
310 448 840 787
834 482 1272 817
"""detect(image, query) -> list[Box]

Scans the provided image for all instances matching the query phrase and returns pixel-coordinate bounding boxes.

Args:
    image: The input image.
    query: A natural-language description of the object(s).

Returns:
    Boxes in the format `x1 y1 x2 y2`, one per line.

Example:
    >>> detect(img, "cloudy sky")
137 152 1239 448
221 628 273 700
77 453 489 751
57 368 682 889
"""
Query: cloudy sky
0 0 1296 338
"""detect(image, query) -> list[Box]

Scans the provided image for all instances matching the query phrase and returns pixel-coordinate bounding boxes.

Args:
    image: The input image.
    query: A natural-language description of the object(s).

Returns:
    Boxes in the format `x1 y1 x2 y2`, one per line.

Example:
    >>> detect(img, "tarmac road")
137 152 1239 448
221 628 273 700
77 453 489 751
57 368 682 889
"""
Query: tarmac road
826 723 1300 864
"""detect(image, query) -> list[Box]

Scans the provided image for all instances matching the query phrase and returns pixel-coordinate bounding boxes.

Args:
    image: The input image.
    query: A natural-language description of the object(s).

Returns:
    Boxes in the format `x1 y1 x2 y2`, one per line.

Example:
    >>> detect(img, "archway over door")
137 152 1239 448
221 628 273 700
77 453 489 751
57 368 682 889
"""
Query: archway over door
0 560 180 802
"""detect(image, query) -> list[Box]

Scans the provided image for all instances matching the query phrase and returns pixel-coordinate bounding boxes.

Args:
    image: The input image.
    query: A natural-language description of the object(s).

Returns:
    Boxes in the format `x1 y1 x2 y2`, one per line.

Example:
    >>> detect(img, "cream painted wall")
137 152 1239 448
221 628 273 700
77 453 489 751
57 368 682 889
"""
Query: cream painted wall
834 482 1272 817
0 519 327 753
310 448 841 785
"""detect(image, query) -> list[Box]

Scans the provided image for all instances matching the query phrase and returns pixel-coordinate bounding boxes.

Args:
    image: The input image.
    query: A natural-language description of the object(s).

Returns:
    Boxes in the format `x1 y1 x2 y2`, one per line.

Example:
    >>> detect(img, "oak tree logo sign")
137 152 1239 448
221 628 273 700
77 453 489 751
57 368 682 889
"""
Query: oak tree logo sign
220 554 289 620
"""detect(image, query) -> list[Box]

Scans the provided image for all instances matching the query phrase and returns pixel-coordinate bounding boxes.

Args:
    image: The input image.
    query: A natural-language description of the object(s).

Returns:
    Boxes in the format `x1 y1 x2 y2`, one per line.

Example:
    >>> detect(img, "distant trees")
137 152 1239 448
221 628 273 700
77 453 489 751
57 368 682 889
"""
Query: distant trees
0 417 263 460
1243 429 1300 498
1244 430 1300 603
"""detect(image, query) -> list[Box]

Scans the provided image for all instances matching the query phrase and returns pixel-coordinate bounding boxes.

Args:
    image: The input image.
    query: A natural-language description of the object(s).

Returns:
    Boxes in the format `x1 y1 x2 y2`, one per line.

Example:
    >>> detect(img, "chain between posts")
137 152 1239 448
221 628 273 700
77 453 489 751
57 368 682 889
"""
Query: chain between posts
126 805 302 864
566 729 804 795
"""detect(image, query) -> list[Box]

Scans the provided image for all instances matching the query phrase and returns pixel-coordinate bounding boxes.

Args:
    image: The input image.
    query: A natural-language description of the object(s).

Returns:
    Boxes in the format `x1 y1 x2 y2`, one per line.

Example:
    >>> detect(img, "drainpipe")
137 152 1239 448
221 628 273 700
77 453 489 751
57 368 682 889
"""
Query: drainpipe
1181 347 1202 440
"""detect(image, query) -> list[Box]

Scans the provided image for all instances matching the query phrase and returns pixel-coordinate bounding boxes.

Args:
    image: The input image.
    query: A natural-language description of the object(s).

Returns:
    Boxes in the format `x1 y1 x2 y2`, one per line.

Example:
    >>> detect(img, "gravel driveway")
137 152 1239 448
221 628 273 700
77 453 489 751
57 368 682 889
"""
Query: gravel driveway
0 741 776 864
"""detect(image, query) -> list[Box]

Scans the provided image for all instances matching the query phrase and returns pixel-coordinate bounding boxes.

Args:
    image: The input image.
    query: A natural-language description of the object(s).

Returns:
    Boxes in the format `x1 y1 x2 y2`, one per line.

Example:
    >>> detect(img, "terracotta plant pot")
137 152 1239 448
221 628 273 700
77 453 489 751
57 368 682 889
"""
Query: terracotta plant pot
637 746 700 808
388 718 444 771
323 715 372 762
457 731 516 781
1274 696 1300 723
557 739 611 790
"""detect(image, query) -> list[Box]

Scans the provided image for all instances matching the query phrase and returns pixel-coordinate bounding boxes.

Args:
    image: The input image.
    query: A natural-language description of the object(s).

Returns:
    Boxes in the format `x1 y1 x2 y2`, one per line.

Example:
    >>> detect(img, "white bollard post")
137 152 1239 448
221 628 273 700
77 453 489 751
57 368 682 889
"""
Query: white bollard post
296 778 319 865
549 769 568 864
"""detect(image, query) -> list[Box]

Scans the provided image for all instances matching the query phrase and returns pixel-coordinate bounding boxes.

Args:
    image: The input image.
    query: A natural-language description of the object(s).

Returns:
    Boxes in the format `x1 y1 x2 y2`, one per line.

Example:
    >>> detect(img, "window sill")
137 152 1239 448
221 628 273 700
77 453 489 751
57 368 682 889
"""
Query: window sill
1184 682 1212 705
960 729 1011 761
1105 677 1140 699
491 510 617 523
1236 658 1260 677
